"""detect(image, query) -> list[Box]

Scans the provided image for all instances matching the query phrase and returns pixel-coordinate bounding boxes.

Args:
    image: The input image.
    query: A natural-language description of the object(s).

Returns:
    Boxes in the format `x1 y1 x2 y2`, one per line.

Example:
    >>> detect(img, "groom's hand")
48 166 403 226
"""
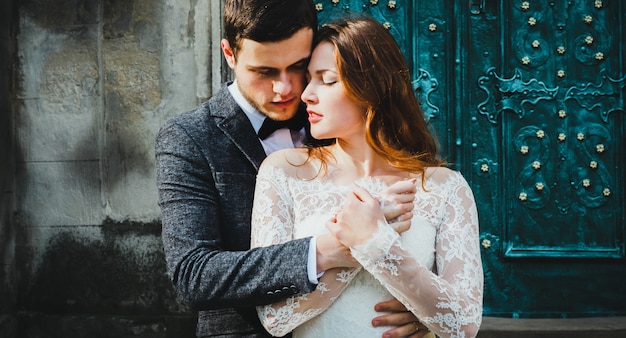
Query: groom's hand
380 179 416 233
315 232 359 272
373 299 430 338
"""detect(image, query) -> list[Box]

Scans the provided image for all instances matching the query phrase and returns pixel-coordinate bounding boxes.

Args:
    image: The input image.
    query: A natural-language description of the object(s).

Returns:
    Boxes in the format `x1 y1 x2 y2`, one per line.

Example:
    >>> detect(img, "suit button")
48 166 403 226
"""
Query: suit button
266 291 274 296
274 289 282 295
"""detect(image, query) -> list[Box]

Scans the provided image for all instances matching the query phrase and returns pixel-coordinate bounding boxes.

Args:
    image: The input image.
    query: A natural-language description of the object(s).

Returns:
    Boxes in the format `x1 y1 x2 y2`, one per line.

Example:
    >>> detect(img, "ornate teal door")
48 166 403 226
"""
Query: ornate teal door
316 0 626 318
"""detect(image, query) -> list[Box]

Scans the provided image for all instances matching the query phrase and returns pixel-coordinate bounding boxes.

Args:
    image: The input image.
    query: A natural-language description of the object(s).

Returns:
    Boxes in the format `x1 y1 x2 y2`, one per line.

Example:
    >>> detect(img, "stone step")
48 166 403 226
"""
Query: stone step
478 316 626 338
3 314 626 337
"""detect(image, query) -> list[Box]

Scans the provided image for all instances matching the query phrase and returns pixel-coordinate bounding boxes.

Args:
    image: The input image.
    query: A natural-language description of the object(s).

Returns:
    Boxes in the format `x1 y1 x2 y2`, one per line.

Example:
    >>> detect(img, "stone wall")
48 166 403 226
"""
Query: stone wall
2 0 225 336
1 0 17 336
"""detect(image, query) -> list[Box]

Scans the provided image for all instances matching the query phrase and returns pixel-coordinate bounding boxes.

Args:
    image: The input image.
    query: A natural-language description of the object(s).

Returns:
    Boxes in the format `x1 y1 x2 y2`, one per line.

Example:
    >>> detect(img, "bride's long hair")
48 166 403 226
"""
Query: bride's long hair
306 16 445 178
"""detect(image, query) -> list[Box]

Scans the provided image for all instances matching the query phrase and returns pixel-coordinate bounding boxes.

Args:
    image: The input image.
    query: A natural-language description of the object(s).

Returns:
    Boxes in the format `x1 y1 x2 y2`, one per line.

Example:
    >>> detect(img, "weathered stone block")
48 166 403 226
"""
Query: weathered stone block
16 221 185 314
0 194 16 314
16 98 101 163
19 0 100 28
103 0 159 42
15 161 104 227
17 24 100 100
102 34 162 222
15 24 101 163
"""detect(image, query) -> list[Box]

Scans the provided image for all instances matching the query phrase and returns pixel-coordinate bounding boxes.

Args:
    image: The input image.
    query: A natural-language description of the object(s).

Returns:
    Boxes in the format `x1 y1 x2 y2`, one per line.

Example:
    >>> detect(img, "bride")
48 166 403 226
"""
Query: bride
250 17 483 338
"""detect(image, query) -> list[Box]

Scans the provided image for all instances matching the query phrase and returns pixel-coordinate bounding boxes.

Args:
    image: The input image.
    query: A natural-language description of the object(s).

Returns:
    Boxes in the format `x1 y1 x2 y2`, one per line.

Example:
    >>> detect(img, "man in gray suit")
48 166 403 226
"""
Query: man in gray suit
156 0 426 337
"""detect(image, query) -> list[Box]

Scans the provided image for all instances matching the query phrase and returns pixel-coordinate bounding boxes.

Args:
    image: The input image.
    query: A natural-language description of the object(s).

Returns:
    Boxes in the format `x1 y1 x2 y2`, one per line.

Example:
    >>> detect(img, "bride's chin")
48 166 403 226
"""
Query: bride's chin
310 130 331 140
310 132 323 139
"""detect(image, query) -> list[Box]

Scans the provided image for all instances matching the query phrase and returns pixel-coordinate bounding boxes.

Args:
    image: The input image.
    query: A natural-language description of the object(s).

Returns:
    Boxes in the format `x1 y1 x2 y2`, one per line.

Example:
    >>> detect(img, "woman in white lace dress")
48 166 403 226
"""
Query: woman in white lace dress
250 17 483 338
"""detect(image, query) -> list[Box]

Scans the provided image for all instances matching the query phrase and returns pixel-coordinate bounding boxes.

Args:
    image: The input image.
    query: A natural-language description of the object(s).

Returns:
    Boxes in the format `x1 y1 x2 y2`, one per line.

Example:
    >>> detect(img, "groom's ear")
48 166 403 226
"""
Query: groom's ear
221 39 236 69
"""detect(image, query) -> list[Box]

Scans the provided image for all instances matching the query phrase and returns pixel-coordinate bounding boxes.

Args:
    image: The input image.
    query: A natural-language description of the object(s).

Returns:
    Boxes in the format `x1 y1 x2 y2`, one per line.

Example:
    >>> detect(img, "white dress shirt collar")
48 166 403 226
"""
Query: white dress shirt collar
227 81 301 155
228 81 266 134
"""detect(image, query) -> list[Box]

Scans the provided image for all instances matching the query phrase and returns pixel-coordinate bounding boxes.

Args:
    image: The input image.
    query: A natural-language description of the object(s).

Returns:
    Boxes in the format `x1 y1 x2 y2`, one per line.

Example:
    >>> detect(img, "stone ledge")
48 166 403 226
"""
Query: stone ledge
14 313 196 338
4 314 626 337
478 316 626 338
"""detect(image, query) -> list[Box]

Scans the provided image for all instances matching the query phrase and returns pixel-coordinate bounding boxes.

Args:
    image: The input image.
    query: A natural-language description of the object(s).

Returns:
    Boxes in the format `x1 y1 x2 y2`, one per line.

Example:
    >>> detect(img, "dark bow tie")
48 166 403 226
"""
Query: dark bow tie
257 110 308 140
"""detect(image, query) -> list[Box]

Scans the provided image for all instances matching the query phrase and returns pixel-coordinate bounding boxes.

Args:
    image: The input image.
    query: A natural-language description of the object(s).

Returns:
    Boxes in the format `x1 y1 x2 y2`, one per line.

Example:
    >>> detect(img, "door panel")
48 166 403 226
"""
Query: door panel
475 0 623 259
468 0 625 317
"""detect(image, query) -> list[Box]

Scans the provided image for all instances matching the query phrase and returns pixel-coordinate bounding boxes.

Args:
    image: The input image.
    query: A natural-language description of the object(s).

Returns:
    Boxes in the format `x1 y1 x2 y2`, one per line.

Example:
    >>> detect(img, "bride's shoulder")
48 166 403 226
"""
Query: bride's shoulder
423 166 468 185
260 148 313 176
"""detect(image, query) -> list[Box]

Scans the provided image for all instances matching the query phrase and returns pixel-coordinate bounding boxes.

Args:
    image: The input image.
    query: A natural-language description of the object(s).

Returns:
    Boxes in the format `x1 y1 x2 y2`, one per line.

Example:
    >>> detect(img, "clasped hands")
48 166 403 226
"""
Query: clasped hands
317 178 430 338
315 178 416 270
329 178 417 248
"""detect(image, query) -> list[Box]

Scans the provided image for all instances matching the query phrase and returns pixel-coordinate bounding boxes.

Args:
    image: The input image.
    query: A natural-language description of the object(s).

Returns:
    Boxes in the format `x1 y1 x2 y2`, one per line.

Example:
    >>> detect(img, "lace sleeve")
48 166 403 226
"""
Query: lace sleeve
250 164 294 247
250 164 358 337
350 172 484 338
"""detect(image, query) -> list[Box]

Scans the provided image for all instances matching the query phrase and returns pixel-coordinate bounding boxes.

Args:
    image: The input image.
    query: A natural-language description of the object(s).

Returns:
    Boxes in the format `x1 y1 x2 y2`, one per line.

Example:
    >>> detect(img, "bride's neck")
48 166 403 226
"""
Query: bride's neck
328 142 402 178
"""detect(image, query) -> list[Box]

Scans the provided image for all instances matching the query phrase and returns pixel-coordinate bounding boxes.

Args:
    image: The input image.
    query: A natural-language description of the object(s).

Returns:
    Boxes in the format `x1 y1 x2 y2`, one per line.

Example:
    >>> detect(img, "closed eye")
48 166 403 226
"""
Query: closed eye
289 60 308 73
254 68 279 77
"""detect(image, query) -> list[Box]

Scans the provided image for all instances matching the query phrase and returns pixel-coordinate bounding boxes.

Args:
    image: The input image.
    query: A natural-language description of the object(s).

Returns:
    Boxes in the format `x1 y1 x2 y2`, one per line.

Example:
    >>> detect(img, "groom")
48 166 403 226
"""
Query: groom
156 0 428 337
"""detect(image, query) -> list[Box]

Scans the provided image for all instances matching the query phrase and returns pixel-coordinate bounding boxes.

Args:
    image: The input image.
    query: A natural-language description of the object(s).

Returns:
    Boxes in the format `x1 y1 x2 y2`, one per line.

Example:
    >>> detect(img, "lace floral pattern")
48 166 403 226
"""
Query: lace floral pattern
250 164 483 338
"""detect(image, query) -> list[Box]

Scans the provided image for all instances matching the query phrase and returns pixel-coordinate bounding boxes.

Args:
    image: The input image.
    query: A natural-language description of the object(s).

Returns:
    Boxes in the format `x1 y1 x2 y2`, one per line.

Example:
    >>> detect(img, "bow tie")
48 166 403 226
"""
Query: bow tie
257 110 308 140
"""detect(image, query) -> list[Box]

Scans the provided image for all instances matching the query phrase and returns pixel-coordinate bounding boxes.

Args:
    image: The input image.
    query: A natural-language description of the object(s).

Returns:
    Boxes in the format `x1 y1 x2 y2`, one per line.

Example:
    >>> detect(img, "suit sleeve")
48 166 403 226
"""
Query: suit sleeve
155 118 315 310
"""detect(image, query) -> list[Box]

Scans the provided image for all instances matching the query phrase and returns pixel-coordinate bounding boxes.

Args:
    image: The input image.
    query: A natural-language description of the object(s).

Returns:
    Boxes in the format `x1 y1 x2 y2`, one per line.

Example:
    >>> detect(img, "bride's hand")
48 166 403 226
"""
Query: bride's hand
327 184 384 247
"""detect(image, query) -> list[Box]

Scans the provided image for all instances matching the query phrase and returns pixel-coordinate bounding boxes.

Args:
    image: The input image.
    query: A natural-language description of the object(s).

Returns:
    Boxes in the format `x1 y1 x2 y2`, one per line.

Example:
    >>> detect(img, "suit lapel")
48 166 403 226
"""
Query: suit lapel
209 86 267 170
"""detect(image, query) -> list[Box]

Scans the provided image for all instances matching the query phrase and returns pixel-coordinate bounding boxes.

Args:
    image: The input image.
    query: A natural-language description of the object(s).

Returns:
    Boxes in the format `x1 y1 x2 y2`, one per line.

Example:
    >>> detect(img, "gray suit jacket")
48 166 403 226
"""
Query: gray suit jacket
156 84 315 337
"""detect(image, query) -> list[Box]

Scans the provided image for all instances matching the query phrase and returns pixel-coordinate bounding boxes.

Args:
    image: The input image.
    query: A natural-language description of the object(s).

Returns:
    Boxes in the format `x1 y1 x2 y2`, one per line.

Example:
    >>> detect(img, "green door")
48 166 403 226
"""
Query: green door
316 0 626 318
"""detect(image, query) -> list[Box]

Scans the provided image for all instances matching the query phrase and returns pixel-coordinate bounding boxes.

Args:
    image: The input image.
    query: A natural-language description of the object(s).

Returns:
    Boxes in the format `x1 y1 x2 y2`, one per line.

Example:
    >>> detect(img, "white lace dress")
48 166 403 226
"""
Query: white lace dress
250 164 483 338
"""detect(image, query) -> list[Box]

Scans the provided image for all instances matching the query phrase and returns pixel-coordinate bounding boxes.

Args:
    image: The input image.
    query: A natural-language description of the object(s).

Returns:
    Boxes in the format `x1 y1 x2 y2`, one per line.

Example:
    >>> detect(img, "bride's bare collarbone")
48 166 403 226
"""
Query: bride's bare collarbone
267 148 421 187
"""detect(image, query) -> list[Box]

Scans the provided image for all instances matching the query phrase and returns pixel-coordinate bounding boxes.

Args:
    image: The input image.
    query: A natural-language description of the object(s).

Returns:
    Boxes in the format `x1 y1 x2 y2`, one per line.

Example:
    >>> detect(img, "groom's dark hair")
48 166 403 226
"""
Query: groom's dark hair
224 0 318 57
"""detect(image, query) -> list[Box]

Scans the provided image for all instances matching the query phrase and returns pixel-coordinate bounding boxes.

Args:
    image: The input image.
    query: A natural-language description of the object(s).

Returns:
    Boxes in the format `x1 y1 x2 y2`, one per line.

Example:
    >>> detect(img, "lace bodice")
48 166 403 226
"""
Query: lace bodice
250 163 483 338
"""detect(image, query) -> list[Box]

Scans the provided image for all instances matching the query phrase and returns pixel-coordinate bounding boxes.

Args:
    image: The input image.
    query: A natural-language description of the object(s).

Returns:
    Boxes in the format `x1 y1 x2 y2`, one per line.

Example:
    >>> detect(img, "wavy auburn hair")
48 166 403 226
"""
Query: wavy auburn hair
307 17 445 178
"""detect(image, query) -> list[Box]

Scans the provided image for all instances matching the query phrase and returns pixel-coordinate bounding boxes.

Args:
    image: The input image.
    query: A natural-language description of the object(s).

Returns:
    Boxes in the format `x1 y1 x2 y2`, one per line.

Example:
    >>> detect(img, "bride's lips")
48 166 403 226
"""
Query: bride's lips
307 109 322 123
